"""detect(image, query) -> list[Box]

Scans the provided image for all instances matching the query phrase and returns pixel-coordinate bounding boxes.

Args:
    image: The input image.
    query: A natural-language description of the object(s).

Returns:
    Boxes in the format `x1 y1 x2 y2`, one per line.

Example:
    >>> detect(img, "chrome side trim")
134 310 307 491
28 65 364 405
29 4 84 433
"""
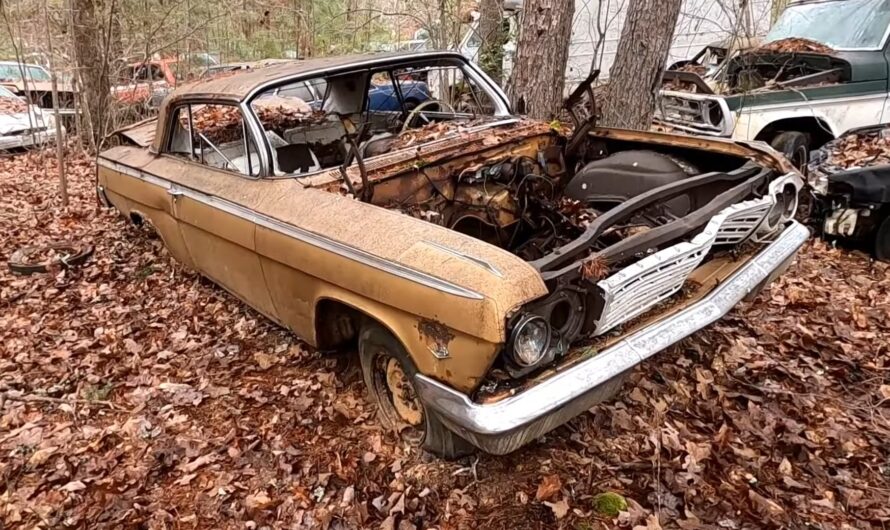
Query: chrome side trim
414 221 810 455
424 240 504 278
97 158 484 300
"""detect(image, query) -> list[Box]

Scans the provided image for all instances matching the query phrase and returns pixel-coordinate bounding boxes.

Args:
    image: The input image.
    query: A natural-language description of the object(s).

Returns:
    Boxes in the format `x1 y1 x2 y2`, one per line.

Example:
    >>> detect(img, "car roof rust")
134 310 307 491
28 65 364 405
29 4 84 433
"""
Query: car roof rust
167 50 465 103
150 50 467 152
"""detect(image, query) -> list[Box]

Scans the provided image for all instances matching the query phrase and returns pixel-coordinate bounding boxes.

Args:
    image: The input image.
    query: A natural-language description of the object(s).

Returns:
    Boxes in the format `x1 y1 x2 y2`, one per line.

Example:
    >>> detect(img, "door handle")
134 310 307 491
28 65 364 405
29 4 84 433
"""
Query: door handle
168 186 184 198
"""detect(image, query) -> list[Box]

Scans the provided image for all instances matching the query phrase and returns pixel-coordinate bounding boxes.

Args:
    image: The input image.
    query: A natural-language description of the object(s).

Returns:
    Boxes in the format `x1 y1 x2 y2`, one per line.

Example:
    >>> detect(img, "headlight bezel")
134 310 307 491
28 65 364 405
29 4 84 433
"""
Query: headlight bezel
757 172 803 237
504 314 553 377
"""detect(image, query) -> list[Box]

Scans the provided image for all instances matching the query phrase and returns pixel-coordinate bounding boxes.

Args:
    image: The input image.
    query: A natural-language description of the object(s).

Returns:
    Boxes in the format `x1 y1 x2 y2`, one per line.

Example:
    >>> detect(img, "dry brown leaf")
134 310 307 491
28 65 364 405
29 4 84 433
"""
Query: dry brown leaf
535 474 562 502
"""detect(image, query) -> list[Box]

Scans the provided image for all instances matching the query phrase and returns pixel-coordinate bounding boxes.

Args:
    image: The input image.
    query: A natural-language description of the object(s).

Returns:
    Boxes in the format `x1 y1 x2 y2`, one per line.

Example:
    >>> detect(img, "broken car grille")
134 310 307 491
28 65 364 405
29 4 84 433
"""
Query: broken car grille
655 92 733 136
593 195 773 335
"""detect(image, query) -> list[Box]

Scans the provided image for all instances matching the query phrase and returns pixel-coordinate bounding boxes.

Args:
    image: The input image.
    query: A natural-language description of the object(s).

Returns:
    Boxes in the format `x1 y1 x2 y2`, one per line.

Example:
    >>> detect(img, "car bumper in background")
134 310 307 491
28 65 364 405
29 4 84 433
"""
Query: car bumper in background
414 221 810 455
0 125 63 150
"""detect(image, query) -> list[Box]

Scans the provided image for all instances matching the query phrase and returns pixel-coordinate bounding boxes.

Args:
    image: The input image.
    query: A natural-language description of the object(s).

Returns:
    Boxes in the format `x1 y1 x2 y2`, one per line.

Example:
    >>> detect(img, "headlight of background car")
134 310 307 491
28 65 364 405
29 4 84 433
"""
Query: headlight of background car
508 315 551 368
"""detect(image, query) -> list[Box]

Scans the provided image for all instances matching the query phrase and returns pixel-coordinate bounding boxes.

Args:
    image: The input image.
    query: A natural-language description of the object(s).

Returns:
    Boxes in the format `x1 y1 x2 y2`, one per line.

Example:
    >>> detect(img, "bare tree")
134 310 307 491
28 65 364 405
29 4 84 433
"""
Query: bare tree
599 0 681 130
509 0 574 120
70 0 111 150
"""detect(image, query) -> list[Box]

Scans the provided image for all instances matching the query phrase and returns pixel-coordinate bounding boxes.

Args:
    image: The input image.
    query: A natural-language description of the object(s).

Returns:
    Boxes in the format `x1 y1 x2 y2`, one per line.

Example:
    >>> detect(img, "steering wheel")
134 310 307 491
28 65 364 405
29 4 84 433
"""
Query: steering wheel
400 99 456 133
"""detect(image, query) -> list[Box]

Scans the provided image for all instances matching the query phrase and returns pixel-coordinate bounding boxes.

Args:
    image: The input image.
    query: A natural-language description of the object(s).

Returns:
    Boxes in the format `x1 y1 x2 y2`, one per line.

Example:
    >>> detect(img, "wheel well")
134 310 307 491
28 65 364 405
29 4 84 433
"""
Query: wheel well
314 299 368 350
129 212 144 226
754 117 835 149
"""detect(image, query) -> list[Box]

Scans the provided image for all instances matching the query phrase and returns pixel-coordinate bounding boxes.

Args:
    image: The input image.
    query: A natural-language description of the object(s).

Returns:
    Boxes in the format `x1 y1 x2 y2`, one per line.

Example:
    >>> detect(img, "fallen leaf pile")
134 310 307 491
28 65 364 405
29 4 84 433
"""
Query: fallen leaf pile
1 147 888 529
755 37 834 55
0 96 29 115
812 126 890 174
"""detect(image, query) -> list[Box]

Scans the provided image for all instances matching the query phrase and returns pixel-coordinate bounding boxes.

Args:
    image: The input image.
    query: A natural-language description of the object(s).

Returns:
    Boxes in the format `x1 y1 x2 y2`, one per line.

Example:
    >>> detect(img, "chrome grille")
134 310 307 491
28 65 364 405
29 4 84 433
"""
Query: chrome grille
654 91 734 137
713 198 772 245
593 195 774 336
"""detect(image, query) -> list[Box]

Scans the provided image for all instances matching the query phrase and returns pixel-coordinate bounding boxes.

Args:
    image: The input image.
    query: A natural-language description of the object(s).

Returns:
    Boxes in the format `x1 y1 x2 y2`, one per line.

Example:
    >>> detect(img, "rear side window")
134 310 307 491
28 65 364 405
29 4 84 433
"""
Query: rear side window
165 103 260 177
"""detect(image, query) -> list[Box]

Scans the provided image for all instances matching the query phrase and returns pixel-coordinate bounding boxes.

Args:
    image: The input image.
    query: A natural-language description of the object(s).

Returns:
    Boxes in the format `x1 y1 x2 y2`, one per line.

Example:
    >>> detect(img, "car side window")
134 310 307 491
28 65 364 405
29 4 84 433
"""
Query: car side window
165 104 260 177
278 82 315 102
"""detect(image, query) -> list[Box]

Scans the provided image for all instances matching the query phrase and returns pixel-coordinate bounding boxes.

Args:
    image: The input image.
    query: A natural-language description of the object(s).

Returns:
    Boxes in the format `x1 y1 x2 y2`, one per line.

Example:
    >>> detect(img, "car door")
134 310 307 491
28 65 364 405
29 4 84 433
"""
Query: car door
156 102 280 321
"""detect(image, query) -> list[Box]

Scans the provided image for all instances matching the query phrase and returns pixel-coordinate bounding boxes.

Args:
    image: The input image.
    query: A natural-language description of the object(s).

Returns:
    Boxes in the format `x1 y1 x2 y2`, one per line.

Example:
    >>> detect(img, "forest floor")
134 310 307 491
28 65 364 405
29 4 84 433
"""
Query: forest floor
1 148 888 530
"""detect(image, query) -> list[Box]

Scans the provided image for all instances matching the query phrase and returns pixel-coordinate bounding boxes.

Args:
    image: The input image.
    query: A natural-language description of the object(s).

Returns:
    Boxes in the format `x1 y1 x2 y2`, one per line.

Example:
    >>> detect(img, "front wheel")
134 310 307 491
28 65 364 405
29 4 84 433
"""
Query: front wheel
770 131 810 173
358 322 474 459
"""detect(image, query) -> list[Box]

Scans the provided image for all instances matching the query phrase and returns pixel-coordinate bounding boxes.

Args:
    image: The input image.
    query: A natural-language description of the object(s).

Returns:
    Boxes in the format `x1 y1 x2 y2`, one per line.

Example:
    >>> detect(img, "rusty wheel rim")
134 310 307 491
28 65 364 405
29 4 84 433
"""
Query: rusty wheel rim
370 350 424 444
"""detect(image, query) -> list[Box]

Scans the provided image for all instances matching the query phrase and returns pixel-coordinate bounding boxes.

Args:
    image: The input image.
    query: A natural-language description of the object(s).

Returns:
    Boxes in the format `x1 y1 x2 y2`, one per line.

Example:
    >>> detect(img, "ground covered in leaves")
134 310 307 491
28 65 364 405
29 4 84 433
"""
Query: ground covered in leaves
1 149 888 529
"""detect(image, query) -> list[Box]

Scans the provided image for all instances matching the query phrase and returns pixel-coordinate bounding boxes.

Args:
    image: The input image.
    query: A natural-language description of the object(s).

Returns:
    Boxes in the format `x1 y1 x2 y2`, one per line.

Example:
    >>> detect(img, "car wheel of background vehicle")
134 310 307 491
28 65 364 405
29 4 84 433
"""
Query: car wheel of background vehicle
358 322 475 459
875 216 890 261
403 98 419 111
770 131 810 173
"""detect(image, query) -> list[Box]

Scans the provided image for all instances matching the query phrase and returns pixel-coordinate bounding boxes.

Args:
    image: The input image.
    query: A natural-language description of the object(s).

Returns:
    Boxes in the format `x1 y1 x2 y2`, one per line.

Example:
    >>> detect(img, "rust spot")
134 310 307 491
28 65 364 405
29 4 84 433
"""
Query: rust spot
418 319 455 359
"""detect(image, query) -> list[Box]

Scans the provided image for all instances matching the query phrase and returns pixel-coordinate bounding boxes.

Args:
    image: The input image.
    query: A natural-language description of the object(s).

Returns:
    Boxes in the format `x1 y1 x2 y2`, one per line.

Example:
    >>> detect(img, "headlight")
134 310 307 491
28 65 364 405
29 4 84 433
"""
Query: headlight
509 315 551 367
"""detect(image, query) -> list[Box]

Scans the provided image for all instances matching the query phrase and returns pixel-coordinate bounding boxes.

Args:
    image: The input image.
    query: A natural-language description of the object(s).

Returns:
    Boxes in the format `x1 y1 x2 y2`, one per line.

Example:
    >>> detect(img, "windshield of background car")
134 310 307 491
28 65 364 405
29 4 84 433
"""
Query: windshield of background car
765 0 890 49
248 59 507 177
0 65 50 82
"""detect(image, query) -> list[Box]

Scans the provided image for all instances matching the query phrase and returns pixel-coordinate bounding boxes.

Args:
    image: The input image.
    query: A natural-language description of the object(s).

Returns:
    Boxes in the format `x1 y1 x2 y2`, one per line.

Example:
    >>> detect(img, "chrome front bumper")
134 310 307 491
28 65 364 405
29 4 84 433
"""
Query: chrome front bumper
414 221 810 455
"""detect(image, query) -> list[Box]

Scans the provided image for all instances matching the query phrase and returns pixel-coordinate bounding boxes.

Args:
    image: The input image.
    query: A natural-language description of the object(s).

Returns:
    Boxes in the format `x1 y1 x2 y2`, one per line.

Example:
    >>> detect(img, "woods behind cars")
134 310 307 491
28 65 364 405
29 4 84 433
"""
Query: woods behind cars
97 51 808 458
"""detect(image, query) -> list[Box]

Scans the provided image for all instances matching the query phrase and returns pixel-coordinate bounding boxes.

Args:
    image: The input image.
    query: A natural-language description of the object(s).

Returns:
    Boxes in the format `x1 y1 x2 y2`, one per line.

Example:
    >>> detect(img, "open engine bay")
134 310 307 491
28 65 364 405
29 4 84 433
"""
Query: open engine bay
303 114 801 383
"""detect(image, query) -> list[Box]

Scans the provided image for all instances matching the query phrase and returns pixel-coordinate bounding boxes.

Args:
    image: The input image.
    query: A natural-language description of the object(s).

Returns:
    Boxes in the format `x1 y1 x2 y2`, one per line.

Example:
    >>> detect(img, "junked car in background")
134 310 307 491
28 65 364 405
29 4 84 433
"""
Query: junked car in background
0 60 78 121
0 84 64 150
657 0 890 170
810 124 890 260
114 58 180 110
97 51 808 457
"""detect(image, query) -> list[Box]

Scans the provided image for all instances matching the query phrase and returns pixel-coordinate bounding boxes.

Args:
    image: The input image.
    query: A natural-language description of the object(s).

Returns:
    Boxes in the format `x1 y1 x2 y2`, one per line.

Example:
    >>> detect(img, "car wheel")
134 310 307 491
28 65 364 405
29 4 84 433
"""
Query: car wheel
770 131 810 172
403 98 419 111
875 216 890 261
358 322 475 459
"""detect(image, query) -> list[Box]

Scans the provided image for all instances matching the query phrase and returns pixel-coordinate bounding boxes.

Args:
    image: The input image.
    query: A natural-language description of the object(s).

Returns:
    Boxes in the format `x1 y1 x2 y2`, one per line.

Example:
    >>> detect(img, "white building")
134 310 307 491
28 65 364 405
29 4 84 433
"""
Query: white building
565 0 774 85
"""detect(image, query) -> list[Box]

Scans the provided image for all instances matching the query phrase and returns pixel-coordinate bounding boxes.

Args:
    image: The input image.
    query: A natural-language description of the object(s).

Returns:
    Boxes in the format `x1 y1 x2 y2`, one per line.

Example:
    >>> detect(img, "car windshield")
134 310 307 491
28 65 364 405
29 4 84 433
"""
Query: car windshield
0 64 50 82
765 0 890 50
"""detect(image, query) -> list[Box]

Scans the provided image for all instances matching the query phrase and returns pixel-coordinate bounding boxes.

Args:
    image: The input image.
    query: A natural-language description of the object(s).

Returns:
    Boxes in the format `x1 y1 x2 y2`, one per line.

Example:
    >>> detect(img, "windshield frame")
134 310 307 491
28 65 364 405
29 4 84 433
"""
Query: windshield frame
241 54 513 179
0 63 51 82
766 0 890 52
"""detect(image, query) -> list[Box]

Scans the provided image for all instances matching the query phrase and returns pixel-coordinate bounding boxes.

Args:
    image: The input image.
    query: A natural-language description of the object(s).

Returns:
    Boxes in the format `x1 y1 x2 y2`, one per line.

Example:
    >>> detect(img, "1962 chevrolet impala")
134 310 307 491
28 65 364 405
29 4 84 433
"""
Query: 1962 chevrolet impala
97 51 809 457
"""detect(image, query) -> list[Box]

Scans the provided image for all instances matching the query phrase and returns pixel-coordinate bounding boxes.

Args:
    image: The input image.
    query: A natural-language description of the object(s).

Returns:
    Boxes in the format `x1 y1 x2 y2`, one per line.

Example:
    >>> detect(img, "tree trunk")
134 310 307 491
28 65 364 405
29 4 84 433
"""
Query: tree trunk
598 0 681 130
478 0 506 83
71 0 111 151
509 0 574 120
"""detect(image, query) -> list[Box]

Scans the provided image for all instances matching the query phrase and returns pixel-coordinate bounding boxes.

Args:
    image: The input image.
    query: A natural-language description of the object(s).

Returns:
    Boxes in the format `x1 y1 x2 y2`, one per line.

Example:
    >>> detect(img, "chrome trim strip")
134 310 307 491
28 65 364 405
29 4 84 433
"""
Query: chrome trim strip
414 221 810 454
424 240 504 278
737 92 887 113
97 158 484 300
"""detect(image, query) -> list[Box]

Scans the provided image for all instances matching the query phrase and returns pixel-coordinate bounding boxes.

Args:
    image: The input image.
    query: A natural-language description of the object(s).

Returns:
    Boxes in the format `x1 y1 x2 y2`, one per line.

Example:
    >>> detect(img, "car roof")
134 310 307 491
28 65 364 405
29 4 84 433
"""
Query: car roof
167 50 468 103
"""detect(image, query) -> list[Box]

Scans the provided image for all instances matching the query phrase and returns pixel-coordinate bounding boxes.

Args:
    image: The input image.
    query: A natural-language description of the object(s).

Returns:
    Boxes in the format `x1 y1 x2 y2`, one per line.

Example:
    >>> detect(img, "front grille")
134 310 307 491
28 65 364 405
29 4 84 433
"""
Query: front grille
713 198 772 245
593 195 772 335
655 91 733 136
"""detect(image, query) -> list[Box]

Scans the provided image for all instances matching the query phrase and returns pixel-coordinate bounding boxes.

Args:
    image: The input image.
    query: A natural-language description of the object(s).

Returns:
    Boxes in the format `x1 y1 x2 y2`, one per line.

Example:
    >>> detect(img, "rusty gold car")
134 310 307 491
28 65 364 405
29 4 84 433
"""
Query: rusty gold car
97 51 809 457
